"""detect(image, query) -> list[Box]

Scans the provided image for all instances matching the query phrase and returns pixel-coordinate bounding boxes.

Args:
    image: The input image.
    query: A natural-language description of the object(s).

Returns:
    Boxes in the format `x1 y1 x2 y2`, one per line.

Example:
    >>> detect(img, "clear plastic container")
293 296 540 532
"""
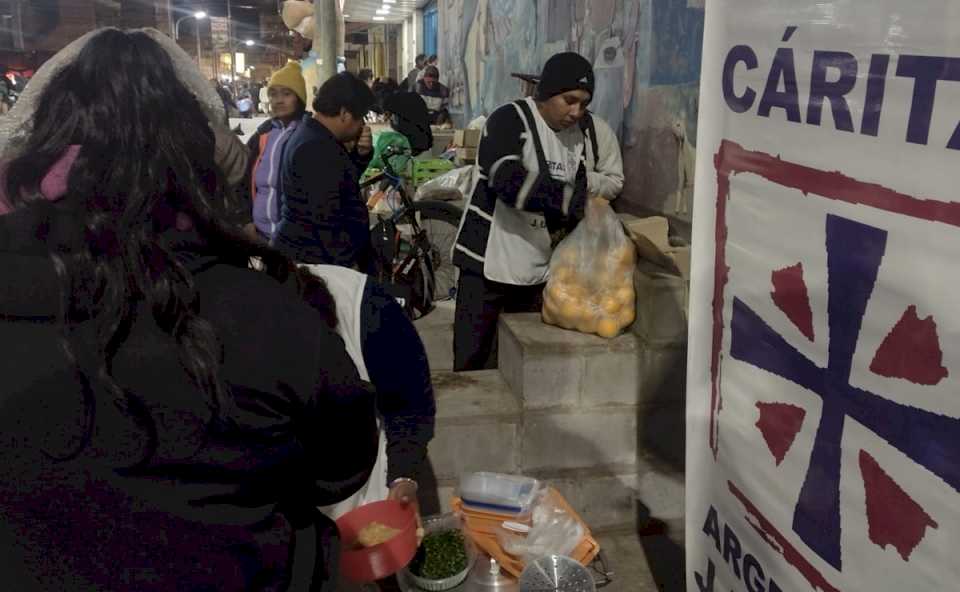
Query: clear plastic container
458 473 541 517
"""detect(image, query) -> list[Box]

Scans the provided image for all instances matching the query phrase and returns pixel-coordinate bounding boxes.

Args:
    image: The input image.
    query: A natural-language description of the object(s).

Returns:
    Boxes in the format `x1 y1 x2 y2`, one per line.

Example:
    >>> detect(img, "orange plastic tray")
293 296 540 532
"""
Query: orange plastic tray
451 487 600 578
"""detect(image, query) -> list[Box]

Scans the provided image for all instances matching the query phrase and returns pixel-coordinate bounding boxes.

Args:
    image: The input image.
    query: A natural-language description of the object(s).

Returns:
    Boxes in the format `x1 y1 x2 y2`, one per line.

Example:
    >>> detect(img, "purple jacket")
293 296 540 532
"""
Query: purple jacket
251 118 300 240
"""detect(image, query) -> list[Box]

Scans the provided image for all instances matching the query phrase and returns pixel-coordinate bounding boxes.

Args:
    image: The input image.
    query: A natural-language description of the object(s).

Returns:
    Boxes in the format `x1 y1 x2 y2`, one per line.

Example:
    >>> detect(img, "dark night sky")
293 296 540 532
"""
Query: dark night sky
172 0 276 41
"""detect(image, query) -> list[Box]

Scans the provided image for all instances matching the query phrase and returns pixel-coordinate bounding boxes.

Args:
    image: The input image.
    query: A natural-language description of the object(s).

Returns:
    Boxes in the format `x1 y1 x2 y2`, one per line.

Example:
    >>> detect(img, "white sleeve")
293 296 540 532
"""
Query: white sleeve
586 115 625 200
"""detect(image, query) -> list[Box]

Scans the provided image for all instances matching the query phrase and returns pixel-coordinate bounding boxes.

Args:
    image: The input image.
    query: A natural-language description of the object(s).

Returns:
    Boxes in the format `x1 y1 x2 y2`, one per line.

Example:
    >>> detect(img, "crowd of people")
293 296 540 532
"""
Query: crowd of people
210 52 452 127
0 24 623 591
0 71 29 114
210 77 271 120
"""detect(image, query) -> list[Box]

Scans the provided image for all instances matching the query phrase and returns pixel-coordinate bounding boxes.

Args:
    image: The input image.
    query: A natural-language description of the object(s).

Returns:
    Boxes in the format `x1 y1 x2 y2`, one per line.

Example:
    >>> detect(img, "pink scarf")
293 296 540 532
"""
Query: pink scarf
0 145 81 215
0 145 193 230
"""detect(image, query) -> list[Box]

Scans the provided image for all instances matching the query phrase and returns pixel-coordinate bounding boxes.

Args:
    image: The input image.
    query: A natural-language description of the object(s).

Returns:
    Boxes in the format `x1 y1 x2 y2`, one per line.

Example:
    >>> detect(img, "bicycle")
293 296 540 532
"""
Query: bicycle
361 145 464 319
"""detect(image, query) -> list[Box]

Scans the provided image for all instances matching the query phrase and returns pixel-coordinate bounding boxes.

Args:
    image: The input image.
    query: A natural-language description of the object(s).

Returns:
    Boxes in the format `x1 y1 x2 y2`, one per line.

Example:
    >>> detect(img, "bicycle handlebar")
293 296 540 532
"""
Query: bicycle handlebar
377 144 411 179
360 172 387 188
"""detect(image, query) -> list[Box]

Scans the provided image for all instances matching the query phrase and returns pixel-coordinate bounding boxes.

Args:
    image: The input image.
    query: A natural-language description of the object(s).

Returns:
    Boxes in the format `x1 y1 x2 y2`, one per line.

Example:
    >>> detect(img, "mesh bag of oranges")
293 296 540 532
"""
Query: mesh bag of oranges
542 199 637 338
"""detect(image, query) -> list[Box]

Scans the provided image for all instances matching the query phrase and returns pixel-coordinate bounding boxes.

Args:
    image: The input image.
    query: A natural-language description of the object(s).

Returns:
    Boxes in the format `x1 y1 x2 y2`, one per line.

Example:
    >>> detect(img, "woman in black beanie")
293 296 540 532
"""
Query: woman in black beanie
451 52 595 371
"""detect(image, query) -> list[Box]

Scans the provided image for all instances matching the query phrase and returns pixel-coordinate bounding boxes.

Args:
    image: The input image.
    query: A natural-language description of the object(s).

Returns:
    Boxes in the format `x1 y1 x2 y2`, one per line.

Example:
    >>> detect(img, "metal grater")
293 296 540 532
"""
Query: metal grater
518 555 595 592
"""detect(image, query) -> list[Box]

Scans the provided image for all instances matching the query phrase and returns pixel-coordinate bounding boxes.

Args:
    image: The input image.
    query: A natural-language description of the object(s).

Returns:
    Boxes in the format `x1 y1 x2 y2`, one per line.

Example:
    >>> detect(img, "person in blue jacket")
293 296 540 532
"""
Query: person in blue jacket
273 72 376 272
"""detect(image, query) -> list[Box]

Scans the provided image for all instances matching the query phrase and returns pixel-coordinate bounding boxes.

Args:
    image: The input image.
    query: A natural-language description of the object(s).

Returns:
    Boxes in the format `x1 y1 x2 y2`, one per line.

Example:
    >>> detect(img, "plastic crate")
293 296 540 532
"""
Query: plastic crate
411 158 455 190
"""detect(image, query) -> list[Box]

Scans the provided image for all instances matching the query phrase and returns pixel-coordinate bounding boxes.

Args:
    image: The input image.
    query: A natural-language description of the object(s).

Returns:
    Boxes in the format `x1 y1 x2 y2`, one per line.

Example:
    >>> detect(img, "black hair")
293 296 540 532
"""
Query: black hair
423 65 439 79
358 68 374 83
427 55 438 63
3 29 336 463
383 92 432 155
415 54 427 67
312 71 375 119
370 77 401 114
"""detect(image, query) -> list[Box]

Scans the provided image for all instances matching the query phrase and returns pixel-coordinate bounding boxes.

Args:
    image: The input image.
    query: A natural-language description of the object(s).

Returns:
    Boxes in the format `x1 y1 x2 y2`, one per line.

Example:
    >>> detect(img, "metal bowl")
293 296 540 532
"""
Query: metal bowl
403 513 477 591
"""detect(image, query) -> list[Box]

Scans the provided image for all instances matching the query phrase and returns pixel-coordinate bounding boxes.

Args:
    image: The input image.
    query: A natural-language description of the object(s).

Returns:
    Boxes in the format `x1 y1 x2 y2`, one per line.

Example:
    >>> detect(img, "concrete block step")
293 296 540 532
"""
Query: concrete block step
520 407 639 472
425 363 685 535
414 301 455 372
433 369 520 422
498 313 685 411
593 531 677 592
631 269 689 346
429 370 521 481
530 463 684 533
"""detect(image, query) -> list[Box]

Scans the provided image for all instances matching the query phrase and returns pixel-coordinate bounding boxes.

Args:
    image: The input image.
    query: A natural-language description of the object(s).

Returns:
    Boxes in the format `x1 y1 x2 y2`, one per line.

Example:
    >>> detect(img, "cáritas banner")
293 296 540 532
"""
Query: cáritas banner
686 2 960 590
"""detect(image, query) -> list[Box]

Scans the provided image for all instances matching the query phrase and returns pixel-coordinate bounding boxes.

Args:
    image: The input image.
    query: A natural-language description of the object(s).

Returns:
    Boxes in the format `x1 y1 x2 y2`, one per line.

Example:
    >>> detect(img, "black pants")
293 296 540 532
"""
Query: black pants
453 269 544 371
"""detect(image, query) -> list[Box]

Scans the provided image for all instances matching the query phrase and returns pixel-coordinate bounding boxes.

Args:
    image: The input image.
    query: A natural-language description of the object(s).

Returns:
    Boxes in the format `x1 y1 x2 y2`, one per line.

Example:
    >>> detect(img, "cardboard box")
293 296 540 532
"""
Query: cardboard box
456 147 478 165
454 129 482 148
620 214 670 252
618 214 689 279
431 127 456 154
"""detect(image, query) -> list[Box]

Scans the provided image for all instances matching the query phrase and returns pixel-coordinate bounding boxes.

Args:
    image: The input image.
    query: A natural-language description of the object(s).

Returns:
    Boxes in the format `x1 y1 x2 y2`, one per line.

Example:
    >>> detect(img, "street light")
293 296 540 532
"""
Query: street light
174 10 208 70
244 39 255 47
174 10 207 38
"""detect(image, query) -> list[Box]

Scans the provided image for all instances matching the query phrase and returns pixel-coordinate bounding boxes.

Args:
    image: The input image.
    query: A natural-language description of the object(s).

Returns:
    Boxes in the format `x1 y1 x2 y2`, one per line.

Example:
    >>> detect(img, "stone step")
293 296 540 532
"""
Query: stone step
498 313 685 411
424 302 687 535
414 301 455 372
427 369 684 533
497 313 642 411
430 369 654 478
593 531 682 592
631 267 689 346
429 370 521 482
530 465 683 533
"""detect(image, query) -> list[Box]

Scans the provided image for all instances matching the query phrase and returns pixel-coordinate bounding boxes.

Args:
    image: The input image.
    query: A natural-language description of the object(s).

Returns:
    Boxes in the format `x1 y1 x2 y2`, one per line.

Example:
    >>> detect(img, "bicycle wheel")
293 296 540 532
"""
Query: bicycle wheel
409 200 463 301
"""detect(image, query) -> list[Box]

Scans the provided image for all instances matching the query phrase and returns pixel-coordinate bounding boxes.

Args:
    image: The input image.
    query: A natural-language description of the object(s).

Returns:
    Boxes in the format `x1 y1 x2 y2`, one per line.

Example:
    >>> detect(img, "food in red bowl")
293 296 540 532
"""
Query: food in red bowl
336 500 418 582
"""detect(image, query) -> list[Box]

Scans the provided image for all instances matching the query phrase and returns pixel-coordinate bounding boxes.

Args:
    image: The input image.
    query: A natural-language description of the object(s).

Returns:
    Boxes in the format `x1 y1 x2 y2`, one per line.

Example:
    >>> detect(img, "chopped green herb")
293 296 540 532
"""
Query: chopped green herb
408 529 468 580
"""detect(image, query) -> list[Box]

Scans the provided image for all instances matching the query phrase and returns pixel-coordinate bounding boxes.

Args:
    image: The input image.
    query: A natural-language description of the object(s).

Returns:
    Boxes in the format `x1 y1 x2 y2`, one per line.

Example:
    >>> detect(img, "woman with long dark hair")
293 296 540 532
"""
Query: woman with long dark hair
0 28 378 591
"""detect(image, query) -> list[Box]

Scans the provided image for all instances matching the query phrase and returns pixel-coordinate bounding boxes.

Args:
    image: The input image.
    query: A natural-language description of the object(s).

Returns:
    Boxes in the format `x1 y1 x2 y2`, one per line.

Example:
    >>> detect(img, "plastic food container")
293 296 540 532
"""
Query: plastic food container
451 487 600 579
459 473 540 517
337 500 419 583
403 513 477 591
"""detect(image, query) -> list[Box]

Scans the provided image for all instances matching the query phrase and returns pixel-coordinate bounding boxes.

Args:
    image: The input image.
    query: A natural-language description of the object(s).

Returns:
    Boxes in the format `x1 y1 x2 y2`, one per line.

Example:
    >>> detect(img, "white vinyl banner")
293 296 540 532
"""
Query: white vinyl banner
686 3 960 591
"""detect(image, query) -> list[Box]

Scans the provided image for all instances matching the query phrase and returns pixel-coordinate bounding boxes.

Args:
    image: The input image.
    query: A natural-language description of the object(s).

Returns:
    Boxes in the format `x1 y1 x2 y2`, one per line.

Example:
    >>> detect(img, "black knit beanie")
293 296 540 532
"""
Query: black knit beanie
535 52 595 101
384 92 433 155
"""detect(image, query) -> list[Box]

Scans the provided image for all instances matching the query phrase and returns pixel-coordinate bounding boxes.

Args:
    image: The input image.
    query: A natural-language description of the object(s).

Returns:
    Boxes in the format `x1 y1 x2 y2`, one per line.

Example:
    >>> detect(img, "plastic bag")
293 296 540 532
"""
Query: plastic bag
367 187 402 214
281 1 315 38
495 492 583 564
542 199 637 338
467 116 487 130
414 165 475 202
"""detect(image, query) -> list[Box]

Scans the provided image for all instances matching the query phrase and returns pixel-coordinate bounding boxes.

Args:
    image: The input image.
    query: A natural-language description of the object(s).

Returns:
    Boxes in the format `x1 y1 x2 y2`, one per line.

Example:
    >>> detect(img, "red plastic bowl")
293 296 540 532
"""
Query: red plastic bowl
336 500 418 583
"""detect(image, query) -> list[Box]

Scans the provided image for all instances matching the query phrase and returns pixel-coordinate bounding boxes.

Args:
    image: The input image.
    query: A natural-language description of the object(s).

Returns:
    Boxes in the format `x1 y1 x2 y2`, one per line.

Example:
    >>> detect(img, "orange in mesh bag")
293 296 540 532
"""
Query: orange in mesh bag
542 200 636 338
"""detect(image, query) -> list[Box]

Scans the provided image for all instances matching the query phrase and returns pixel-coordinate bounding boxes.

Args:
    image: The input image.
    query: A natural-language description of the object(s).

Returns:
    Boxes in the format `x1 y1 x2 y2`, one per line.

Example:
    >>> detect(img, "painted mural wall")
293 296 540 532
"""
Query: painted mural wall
437 0 704 229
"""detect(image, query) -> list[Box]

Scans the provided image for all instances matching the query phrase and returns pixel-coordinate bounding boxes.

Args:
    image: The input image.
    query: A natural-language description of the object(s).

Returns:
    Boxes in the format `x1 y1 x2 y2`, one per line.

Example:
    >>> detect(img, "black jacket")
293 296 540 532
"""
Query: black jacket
354 278 435 482
0 200 379 591
453 99 587 279
273 115 374 271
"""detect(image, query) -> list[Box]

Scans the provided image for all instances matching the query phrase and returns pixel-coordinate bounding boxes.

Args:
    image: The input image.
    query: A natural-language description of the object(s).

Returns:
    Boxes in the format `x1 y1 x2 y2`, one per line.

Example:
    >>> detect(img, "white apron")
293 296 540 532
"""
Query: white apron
300 264 391 519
